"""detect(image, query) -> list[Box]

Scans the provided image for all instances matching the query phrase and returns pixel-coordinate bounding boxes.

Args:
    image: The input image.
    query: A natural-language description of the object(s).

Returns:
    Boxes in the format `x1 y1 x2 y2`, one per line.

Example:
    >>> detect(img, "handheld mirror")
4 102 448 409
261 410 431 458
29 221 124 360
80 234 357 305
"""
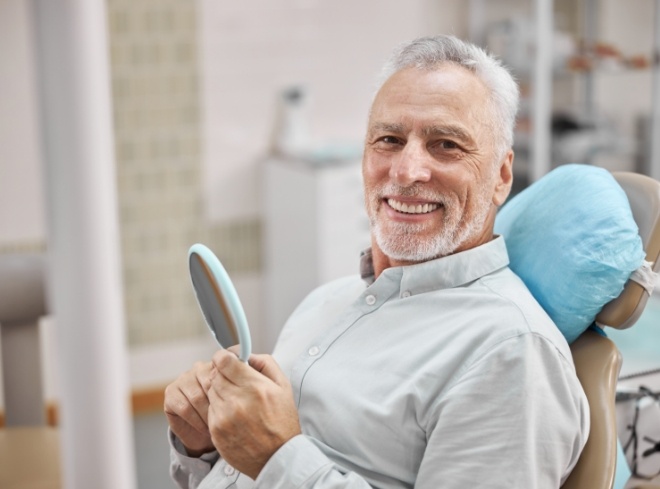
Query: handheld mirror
188 243 252 362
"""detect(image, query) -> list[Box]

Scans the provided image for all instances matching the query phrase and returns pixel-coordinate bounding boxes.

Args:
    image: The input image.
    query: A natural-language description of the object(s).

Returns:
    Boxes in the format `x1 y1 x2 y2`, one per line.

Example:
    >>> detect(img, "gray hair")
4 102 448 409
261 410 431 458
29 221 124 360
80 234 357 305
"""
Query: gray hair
378 35 519 155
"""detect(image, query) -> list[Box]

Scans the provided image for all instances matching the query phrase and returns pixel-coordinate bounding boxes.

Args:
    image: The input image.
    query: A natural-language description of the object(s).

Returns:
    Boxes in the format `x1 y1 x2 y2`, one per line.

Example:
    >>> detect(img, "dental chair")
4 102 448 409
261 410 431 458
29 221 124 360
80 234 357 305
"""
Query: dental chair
561 171 660 489
495 166 660 489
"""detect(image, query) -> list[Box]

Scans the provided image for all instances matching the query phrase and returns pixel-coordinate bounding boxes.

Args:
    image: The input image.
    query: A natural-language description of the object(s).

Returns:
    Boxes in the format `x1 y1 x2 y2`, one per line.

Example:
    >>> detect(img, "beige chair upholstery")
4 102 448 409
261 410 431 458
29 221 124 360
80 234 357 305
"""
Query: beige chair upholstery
561 172 660 489
598 172 660 330
563 330 623 489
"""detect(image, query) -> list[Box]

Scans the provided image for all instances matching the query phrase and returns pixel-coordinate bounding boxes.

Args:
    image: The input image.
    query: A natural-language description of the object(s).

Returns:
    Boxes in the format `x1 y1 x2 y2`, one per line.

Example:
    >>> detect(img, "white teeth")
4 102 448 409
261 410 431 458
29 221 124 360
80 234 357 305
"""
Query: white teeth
387 198 439 214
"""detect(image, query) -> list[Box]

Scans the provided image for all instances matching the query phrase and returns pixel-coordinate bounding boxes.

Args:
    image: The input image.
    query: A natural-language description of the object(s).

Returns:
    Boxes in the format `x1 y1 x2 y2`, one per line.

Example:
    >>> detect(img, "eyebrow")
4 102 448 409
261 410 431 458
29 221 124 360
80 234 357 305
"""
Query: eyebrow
422 124 474 144
368 121 475 146
368 122 406 135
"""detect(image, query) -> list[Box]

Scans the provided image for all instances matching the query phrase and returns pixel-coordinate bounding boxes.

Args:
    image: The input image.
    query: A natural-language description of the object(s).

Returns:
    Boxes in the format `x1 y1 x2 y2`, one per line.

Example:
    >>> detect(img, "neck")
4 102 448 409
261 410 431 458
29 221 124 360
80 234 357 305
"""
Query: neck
371 243 418 279
370 230 497 279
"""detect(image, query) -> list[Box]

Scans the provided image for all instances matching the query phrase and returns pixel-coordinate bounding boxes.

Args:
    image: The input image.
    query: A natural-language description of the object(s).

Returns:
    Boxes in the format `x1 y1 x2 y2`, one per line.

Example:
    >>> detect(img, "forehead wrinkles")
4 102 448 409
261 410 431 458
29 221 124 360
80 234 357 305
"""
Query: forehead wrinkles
367 119 478 148
369 67 503 152
368 121 405 134
369 97 492 148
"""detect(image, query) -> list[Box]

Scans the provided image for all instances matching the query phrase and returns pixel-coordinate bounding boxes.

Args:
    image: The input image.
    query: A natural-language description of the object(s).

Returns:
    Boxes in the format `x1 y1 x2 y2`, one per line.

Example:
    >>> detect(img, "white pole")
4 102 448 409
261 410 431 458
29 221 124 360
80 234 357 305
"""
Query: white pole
531 0 553 181
650 0 660 180
30 0 136 488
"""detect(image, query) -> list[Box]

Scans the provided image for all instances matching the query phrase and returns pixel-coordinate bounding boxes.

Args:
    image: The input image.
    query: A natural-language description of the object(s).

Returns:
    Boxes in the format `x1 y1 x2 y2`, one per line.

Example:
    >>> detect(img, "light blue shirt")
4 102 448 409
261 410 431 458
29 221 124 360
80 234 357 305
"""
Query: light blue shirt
171 236 590 489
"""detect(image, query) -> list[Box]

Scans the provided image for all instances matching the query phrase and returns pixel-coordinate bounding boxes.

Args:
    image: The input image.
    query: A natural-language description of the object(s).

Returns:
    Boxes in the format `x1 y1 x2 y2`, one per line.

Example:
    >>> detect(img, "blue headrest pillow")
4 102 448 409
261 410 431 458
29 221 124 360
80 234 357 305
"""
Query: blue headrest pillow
494 164 646 343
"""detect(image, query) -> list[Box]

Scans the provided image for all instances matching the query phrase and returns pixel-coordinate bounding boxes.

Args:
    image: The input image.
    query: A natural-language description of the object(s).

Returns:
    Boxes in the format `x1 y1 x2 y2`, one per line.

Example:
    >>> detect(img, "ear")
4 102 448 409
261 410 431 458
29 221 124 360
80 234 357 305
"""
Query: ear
492 150 514 207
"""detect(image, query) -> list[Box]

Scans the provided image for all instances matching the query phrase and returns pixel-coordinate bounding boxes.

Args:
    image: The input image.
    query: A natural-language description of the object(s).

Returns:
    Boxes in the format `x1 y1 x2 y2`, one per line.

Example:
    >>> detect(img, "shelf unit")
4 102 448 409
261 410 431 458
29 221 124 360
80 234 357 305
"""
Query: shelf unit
469 0 660 182
261 157 371 350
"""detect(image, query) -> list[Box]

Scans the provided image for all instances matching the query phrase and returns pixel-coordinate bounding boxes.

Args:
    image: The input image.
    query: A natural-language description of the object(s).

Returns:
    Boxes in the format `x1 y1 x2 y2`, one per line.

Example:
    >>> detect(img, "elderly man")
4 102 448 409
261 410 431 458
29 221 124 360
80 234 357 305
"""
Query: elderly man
165 35 589 489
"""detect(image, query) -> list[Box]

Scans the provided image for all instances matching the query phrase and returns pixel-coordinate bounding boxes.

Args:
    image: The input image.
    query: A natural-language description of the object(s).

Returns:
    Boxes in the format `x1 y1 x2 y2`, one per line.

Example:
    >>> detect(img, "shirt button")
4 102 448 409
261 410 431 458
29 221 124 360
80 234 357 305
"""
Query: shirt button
224 465 236 476
365 294 376 305
308 346 320 356
402 290 411 298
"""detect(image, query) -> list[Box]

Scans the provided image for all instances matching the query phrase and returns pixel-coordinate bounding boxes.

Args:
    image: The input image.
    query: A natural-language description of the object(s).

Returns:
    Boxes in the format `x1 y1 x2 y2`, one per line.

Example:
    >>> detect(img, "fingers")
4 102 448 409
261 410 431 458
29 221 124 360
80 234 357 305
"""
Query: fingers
212 349 289 388
205 352 301 479
212 349 253 388
206 382 228 430
248 353 289 387
164 361 213 436
196 361 213 392
226 344 241 358
165 387 208 435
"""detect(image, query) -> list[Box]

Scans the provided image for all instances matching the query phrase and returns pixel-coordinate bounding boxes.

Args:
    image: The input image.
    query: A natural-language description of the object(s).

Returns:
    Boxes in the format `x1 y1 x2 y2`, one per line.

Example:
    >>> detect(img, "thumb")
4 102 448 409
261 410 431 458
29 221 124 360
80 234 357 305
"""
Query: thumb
248 354 288 386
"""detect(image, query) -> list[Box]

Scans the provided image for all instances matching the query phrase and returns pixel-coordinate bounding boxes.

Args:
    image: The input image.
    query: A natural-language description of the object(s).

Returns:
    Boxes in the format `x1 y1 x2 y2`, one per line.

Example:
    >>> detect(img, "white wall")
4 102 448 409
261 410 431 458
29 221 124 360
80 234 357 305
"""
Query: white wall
197 0 466 221
0 0 46 245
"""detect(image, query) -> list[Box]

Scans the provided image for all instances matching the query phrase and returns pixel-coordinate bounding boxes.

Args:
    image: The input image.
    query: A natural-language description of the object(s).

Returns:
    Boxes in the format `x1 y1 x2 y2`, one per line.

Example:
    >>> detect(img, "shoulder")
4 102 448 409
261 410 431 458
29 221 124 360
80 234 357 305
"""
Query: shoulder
291 275 365 314
475 266 574 362
274 274 365 343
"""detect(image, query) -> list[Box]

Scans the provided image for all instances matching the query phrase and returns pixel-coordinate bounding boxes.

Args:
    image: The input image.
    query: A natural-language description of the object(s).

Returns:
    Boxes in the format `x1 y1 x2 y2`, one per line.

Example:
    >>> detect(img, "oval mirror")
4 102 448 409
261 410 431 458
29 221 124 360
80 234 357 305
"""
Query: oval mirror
188 243 251 362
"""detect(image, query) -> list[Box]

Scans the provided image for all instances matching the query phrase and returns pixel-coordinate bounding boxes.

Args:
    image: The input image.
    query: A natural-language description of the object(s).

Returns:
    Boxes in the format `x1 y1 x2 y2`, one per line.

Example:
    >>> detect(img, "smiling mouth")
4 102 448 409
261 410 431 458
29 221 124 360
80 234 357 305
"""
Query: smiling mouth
387 198 440 214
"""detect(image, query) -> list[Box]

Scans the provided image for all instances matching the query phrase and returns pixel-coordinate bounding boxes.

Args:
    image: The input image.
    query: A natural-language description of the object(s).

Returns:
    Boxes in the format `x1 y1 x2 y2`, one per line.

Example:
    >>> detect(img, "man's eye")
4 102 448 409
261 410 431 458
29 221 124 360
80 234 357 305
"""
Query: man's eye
378 136 401 145
438 140 459 150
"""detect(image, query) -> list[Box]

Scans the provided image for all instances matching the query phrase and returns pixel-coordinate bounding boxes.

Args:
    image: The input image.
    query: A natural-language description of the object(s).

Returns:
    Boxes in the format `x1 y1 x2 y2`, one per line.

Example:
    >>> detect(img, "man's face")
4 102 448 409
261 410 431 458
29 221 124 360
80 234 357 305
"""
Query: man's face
362 64 513 263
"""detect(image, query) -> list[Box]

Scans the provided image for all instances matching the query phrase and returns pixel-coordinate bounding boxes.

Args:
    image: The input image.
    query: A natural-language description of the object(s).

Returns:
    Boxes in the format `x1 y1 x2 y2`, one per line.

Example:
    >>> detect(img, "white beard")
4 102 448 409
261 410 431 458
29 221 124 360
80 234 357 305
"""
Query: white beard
367 183 493 262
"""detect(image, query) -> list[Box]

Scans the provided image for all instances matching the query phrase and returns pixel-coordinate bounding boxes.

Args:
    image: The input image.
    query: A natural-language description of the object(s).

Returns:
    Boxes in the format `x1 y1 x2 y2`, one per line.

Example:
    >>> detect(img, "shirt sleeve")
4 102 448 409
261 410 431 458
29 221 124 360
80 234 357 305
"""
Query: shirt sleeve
415 332 590 489
168 428 220 489
254 435 374 488
170 430 376 489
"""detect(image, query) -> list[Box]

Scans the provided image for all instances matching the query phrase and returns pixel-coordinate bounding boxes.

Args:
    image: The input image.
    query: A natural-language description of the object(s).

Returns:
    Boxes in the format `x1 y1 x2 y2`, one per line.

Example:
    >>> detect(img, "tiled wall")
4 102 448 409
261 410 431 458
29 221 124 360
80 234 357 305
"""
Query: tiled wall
108 0 263 346
108 0 205 345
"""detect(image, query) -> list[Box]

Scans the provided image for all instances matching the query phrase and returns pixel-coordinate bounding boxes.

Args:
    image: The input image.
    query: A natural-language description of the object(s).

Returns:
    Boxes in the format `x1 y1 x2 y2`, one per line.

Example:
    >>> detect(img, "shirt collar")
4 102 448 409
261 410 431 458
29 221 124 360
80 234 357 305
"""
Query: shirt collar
360 236 510 293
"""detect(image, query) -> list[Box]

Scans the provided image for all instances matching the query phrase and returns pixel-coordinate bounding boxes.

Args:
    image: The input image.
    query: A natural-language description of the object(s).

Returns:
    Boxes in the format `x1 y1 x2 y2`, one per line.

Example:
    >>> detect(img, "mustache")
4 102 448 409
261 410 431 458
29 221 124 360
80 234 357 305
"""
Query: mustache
375 184 448 204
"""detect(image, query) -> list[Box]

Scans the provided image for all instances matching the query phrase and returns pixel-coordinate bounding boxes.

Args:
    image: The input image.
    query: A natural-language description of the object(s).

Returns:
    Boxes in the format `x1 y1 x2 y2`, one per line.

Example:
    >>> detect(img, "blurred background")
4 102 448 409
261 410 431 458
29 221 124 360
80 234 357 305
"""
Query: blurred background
1 0 659 488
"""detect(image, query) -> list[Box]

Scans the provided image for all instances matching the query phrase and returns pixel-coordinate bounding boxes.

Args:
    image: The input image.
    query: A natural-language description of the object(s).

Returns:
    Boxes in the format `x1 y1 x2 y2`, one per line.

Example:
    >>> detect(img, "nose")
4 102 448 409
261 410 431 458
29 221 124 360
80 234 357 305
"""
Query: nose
388 141 432 186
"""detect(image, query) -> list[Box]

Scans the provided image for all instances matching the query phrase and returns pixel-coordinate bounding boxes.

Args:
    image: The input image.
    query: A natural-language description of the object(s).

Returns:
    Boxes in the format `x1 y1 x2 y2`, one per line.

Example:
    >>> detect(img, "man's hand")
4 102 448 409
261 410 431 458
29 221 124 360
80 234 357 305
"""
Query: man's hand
164 361 216 457
207 349 302 480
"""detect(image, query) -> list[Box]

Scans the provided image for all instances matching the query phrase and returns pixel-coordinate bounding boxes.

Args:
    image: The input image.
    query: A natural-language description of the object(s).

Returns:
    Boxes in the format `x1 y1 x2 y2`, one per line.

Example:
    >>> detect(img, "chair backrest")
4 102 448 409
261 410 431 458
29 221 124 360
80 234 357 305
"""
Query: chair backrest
597 172 660 329
561 172 660 489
